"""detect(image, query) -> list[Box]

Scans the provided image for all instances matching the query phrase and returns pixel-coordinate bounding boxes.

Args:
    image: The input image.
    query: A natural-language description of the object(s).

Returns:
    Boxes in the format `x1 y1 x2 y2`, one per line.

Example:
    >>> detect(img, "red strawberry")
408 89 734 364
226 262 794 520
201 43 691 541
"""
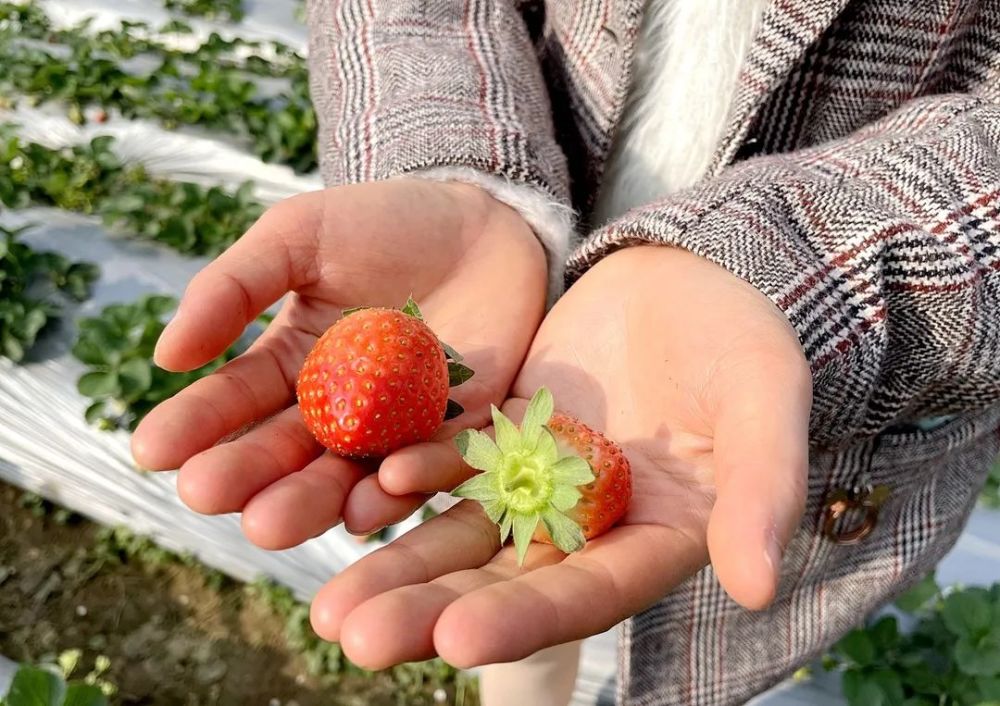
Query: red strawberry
535 412 632 542
451 387 632 565
296 299 471 458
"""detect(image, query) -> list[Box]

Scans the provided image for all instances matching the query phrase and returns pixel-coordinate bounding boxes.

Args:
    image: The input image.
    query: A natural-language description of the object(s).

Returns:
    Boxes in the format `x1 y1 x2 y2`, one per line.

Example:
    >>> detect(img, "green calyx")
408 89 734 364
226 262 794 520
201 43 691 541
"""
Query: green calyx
451 387 595 566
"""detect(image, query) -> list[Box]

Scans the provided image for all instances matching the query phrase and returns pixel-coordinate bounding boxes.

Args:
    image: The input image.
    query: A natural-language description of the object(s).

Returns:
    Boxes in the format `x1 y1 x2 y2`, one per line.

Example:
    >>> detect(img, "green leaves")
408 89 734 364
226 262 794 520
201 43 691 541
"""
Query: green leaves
838 628 877 667
828 577 1000 706
520 386 554 446
0 224 99 363
72 295 238 431
896 571 941 613
448 362 474 386
511 512 539 566
453 429 501 473
2 665 110 706
5 666 66 706
76 371 119 398
0 130 265 256
0 3 316 171
400 297 422 320
942 589 994 639
954 636 1000 676
443 398 464 420
163 0 244 22
540 508 586 554
61 684 108 706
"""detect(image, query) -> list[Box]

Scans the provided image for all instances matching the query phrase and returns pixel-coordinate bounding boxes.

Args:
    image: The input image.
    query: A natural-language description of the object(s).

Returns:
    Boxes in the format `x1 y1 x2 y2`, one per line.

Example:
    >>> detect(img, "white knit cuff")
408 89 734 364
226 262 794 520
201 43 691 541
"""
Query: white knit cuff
411 166 575 305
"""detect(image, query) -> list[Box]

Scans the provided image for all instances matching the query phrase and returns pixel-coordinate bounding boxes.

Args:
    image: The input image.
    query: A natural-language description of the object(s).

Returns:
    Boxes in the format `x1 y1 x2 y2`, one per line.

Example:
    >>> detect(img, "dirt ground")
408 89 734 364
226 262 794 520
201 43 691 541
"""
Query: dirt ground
0 483 478 706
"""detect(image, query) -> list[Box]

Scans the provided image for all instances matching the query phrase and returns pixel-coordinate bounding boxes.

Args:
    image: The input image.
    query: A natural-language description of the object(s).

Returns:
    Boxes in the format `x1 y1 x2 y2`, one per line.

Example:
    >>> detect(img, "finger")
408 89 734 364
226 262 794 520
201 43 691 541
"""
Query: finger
132 324 314 471
433 524 707 667
176 406 322 515
310 500 501 642
241 451 368 550
341 474 429 535
338 546 563 669
378 441 474 496
155 192 324 372
376 397 530 497
706 357 811 610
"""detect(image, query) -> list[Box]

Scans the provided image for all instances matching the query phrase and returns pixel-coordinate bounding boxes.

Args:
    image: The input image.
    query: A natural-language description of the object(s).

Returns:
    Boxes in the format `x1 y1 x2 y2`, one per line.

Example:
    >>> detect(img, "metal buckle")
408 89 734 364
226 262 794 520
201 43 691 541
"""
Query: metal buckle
822 473 890 545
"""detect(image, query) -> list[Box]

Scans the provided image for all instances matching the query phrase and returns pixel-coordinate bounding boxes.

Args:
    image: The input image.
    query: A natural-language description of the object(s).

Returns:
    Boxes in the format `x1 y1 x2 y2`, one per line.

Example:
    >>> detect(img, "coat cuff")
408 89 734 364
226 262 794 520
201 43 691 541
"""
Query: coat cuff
412 166 576 306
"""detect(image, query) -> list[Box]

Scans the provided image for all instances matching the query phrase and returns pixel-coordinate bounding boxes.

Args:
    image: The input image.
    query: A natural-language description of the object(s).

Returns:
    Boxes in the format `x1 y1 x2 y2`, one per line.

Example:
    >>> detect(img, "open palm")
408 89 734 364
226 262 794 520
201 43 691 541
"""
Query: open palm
311 246 813 669
131 179 548 548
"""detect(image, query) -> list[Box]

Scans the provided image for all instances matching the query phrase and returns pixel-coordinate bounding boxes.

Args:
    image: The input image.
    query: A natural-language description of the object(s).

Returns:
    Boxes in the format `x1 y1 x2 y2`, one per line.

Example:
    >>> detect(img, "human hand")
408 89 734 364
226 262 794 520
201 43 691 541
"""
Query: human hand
309 245 812 668
131 179 547 547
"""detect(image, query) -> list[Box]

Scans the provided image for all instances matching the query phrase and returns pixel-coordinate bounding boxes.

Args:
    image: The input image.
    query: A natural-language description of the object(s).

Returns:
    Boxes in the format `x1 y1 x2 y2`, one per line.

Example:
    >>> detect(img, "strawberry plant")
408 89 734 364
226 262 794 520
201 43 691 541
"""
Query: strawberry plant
297 299 474 458
452 387 633 565
0 4 303 79
0 223 98 362
72 295 237 431
826 573 1000 706
0 652 115 706
163 0 244 23
0 2 317 171
0 128 264 256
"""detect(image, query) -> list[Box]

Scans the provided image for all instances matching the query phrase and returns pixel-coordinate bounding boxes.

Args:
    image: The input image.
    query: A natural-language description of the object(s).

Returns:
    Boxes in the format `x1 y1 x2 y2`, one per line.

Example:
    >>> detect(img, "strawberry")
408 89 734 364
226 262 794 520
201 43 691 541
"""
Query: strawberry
451 387 632 565
296 298 472 458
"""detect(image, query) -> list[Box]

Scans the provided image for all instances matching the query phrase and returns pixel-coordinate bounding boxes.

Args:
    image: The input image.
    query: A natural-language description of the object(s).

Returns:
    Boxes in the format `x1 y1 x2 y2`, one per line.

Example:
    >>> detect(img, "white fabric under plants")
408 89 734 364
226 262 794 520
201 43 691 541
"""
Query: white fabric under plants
0 208 425 599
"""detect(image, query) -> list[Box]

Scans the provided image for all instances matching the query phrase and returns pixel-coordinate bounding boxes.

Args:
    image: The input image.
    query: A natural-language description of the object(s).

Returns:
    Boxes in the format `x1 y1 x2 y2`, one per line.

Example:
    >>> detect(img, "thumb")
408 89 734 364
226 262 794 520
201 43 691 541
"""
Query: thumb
705 356 812 610
155 191 324 371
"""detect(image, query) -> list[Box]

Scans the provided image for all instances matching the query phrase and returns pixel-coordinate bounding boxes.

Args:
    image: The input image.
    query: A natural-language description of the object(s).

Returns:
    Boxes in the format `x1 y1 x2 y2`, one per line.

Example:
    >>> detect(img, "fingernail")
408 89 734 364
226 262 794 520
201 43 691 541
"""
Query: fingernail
764 525 784 582
153 312 182 364
347 524 386 538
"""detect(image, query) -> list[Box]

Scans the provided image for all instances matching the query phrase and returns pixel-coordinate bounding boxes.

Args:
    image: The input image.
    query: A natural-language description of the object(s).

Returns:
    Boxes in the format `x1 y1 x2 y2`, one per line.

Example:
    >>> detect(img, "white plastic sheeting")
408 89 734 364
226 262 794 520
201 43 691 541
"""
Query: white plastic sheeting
0 207 409 599
0 0 363 602
4 3 996 705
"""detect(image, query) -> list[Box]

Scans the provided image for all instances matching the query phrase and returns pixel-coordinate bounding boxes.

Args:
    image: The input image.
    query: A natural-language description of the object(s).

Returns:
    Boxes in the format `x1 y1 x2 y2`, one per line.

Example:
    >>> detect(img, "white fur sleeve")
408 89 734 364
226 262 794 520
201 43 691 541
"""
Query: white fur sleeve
412 166 576 305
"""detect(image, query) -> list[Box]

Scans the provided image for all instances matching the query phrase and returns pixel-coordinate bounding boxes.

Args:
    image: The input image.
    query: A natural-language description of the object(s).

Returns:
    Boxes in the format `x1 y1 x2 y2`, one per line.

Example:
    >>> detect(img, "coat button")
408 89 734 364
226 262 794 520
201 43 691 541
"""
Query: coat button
822 481 890 545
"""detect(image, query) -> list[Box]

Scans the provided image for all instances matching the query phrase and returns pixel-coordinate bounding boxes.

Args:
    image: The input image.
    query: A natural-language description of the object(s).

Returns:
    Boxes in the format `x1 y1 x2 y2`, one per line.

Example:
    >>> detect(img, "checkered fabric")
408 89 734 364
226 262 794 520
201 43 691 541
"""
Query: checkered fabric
305 1 1000 703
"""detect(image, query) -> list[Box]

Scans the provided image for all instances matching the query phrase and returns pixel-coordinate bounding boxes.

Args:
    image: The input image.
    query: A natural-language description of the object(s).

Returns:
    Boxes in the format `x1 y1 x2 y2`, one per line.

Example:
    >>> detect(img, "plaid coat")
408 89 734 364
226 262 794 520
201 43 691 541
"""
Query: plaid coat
306 0 1000 703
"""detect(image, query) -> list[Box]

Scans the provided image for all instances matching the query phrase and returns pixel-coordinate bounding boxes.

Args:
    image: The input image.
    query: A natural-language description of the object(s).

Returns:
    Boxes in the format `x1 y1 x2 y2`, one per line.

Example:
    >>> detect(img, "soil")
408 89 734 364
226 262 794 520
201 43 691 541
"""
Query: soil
0 483 478 706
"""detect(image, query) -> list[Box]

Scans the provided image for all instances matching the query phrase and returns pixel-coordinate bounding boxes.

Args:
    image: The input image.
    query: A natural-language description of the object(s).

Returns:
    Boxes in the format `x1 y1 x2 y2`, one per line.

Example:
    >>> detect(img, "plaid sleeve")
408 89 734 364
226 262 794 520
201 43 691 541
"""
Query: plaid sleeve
568 94 1000 449
305 0 570 204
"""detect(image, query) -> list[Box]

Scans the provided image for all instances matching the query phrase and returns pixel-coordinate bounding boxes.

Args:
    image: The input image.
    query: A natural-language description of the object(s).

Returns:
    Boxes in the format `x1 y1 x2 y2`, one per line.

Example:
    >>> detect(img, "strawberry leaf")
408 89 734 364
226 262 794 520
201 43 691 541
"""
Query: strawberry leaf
550 484 582 512
491 405 520 455
533 428 559 465
440 340 464 364
401 297 423 320
454 429 501 471
481 499 506 524
448 362 474 387
520 387 554 446
512 512 539 566
541 508 586 554
341 306 367 317
499 512 513 544
452 472 499 503
444 399 464 420
549 456 595 486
